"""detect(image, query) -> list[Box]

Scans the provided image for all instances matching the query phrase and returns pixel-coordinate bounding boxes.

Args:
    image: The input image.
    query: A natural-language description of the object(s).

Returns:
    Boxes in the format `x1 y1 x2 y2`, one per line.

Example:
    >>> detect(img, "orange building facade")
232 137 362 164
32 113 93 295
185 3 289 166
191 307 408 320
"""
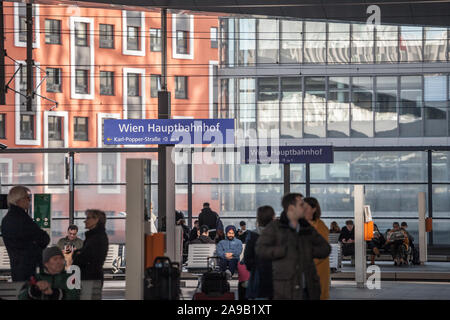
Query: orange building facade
0 2 221 243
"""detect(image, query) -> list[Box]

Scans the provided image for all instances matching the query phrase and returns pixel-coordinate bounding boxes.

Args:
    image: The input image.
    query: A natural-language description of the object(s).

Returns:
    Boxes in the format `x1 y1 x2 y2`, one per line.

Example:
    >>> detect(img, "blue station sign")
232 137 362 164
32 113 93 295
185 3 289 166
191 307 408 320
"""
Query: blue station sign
103 119 235 145
243 145 334 164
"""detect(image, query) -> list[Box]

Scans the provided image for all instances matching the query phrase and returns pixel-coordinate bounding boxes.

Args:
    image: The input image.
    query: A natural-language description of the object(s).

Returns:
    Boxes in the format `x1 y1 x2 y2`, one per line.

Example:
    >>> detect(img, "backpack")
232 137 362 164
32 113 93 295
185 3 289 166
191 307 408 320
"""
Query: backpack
389 230 405 242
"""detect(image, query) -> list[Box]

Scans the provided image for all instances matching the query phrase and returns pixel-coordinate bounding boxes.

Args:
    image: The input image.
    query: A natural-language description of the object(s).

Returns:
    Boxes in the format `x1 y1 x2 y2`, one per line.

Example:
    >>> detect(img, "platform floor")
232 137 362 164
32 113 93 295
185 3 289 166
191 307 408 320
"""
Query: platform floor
102 262 450 300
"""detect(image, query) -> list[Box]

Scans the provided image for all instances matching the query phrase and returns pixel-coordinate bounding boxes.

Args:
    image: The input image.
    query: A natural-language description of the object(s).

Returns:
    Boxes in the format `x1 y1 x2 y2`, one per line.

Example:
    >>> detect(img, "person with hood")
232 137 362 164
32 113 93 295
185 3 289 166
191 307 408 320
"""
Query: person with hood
1 186 50 281
303 197 330 300
65 209 109 285
216 225 243 276
244 205 276 300
198 202 220 240
18 246 80 300
255 193 331 300
189 220 200 241
190 225 215 244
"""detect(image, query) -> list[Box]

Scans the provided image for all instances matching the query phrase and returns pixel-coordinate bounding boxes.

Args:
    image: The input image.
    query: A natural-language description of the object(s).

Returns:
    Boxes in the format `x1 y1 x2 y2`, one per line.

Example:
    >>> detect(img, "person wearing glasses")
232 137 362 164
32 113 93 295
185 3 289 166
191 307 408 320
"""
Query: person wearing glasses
1 186 50 281
64 209 109 285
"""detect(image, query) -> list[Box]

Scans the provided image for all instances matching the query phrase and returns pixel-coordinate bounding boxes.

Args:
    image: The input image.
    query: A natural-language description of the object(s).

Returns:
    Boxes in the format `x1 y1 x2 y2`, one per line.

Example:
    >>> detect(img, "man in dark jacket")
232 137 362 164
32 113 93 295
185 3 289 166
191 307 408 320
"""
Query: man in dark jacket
256 193 330 300
189 220 199 241
1 186 50 281
339 220 355 257
190 225 215 244
198 202 220 240
69 209 109 283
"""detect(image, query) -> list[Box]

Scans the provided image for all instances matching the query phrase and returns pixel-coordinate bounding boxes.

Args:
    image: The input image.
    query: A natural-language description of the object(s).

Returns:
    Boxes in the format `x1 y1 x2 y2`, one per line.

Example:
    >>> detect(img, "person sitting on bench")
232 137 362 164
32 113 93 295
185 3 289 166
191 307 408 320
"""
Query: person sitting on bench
216 225 243 277
386 222 409 266
190 225 215 244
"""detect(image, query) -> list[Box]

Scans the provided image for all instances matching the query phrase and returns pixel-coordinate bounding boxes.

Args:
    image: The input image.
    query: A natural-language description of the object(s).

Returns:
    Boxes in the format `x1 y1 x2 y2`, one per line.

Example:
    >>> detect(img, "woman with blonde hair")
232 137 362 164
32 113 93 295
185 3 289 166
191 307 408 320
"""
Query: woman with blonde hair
303 197 330 300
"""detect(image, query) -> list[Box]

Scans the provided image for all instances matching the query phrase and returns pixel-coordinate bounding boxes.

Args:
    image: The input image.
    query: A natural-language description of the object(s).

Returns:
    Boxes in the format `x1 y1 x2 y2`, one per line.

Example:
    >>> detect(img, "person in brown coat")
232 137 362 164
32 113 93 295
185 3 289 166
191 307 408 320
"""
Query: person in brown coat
303 197 330 300
255 193 331 300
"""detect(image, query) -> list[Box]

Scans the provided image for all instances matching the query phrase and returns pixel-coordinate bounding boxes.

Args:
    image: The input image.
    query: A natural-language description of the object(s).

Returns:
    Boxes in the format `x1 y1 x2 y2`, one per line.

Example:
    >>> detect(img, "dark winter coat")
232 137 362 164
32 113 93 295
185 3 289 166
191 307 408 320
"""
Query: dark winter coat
190 235 215 244
18 270 80 300
244 229 273 299
1 205 50 281
198 208 219 231
72 224 109 281
255 213 331 300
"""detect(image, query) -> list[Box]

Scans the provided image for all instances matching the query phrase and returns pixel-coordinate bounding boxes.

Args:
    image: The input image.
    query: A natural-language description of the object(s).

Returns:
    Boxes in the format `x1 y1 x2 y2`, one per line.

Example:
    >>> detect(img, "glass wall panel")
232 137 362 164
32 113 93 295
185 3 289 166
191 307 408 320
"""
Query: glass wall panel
432 151 450 182
327 76 350 137
304 77 326 137
280 20 302 64
257 19 279 64
400 76 423 137
191 184 283 220
424 27 447 62
238 19 256 66
433 185 450 217
376 25 398 63
290 163 306 182
375 76 398 137
237 78 256 134
257 77 279 135
351 24 374 63
280 77 302 138
304 21 326 64
432 219 450 244
328 23 350 64
399 26 423 63
424 75 447 136
351 77 374 137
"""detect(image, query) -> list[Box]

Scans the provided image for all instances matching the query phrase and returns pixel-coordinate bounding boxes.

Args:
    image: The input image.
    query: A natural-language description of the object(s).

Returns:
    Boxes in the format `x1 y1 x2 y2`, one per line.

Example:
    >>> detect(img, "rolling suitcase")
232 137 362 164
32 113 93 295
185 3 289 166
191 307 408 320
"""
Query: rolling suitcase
144 256 180 300
200 257 230 295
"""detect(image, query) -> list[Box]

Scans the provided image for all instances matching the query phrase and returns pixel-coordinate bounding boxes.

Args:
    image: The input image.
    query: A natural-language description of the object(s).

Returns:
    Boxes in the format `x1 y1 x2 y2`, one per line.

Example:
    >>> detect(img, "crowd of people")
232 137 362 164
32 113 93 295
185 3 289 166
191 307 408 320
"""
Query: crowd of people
1 185 109 300
329 219 416 266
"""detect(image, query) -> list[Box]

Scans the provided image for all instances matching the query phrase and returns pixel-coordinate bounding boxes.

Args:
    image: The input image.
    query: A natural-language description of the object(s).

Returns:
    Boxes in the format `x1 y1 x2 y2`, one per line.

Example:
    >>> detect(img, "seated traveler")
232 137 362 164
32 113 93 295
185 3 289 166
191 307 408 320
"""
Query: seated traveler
216 225 243 277
190 225 215 244
386 222 409 266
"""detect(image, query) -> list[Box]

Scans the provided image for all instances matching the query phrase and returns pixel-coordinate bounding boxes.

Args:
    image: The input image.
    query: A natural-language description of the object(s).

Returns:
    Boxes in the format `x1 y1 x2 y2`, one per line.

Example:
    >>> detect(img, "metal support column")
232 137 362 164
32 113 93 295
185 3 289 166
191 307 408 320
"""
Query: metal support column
26 1 33 111
187 150 193 228
418 192 428 264
0 1 5 105
305 163 310 197
427 150 433 245
284 163 290 195
68 152 75 225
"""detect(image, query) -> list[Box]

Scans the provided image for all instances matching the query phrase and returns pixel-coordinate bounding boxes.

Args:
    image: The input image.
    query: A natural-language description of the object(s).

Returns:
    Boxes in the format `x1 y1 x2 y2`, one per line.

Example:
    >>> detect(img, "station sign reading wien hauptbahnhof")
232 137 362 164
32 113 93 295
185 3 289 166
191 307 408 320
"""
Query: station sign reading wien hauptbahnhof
103 119 235 145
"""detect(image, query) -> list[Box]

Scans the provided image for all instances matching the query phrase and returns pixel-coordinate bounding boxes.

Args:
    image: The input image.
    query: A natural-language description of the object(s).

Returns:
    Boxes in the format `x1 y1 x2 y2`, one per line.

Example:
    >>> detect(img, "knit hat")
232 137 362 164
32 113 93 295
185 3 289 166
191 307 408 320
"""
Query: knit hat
225 225 236 234
42 246 64 264
199 225 209 234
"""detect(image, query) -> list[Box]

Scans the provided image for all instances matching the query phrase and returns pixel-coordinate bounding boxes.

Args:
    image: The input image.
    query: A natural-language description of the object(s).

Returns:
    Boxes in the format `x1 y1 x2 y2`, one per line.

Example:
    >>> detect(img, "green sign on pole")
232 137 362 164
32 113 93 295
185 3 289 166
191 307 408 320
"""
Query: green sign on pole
33 194 51 229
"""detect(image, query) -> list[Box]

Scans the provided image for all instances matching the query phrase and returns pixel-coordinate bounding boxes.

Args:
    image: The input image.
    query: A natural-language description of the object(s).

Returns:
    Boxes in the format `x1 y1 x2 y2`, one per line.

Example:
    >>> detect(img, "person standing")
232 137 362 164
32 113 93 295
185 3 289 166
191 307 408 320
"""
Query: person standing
198 202 220 240
255 193 330 300
237 221 248 243
244 205 276 300
303 197 330 300
1 186 50 281
189 220 200 241
66 209 109 284
56 225 83 253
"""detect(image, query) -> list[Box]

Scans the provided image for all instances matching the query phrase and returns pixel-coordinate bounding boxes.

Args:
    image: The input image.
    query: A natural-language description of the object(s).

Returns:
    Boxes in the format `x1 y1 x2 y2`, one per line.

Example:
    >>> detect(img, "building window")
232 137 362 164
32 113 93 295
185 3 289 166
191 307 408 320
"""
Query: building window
45 19 61 44
150 28 161 52
99 24 114 48
74 163 89 182
176 30 189 54
18 163 35 184
127 26 139 50
46 68 62 93
100 71 114 95
127 73 140 97
20 114 34 140
75 22 88 46
19 16 27 42
0 114 5 139
175 76 187 99
74 117 88 141
210 27 218 48
101 163 116 183
150 74 161 98
48 116 62 140
75 69 88 94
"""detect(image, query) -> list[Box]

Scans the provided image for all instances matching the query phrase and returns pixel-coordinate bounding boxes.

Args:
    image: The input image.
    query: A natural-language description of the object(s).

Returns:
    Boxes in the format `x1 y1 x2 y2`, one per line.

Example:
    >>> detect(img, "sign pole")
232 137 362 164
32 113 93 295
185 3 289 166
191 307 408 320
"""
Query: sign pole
354 185 366 288
418 192 427 265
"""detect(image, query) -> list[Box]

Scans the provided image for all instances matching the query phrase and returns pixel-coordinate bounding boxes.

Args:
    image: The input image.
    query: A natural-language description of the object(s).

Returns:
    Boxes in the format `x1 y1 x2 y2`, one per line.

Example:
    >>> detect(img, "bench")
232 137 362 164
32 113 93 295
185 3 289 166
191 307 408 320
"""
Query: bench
0 280 103 300
185 244 217 274
0 246 10 272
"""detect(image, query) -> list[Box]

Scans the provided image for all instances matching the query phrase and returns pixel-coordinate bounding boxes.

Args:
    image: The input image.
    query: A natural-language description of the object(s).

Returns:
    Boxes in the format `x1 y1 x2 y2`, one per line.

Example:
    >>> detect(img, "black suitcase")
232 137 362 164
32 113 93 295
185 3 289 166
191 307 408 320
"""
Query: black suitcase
412 247 420 265
201 257 230 295
144 256 180 300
